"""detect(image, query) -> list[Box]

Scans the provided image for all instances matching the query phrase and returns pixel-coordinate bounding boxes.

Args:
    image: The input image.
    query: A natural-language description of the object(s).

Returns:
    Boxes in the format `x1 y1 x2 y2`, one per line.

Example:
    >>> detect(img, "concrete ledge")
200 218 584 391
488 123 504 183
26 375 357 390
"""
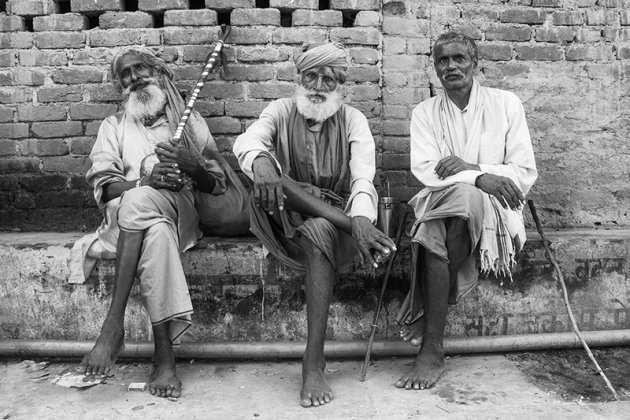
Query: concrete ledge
1 230 629 341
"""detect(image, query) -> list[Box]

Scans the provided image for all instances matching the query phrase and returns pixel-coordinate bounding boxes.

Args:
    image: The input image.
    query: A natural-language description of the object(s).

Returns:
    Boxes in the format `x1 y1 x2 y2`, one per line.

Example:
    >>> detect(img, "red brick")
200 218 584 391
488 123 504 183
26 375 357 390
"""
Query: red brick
535 27 574 42
618 46 630 59
382 105 409 120
0 123 29 138
382 87 427 105
85 121 101 136
0 51 15 67
348 85 380 101
52 68 103 84
516 45 564 61
354 11 380 27
269 0 317 10
330 0 379 10
205 116 242 134
19 174 67 190
532 0 561 6
486 25 532 41
293 10 342 26
69 137 96 155
248 83 295 99
173 65 220 81
383 73 405 87
221 65 275 81
448 23 483 40
277 63 297 81
576 28 602 42
69 103 118 120
330 27 381 45
163 9 217 26
0 70 45 86
90 28 159 47
382 121 409 136
14 191 36 209
622 10 630 26
35 190 85 207
382 17 429 36
382 153 410 170
70 0 123 14
0 14 25 32
225 101 268 118
99 12 153 29
0 175 18 190
236 47 290 63
597 0 626 6
199 82 246 99
0 88 31 103
31 121 83 138
350 47 378 64
33 32 85 49
205 0 255 10
383 38 406 55
231 8 280 26
229 27 273 45
37 86 83 103
478 43 513 61
604 28 630 41
347 67 380 82
19 50 68 66
8 0 58 16
552 11 584 25
138 0 189 11
383 55 428 71
585 63 620 79
0 107 13 122
0 33 33 49
0 139 17 156
33 13 88 31
72 48 115 65
272 27 326 44
586 9 619 25
180 45 213 62
194 101 225 117
30 139 70 156
18 104 67 121
162 27 216 45
565 45 613 61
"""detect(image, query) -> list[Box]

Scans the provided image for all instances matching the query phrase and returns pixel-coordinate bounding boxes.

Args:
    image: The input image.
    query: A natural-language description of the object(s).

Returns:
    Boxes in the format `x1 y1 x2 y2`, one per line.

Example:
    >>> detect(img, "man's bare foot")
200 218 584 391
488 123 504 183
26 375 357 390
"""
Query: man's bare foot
149 360 182 398
300 366 333 408
395 340 445 390
399 316 425 346
81 324 124 376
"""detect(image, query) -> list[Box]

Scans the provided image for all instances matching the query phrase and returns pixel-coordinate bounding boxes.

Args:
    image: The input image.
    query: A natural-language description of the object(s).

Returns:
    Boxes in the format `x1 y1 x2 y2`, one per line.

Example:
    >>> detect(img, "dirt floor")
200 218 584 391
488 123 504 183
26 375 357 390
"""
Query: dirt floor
1 348 630 419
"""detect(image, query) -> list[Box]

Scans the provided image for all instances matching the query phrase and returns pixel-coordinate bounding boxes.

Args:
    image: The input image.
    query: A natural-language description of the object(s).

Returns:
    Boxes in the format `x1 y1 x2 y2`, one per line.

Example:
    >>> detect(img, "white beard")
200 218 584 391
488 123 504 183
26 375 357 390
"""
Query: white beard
123 83 167 121
295 86 343 122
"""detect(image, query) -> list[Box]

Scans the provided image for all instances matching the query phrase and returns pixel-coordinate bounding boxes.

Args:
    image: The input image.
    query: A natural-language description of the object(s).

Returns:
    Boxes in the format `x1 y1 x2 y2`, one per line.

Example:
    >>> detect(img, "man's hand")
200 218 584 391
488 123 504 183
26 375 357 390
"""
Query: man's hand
155 142 201 176
435 156 479 179
146 161 184 191
352 216 397 269
252 155 284 214
475 173 524 210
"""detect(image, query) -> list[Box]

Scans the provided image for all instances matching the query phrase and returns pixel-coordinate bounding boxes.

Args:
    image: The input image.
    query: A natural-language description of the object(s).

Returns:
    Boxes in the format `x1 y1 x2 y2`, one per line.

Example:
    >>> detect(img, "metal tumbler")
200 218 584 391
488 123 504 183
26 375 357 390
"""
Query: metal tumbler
376 196 400 238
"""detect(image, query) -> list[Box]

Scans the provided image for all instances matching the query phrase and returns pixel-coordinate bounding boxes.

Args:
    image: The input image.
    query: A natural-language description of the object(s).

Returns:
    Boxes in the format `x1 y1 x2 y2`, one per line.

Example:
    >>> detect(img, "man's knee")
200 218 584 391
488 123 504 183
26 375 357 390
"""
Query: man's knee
119 186 160 216
450 183 483 209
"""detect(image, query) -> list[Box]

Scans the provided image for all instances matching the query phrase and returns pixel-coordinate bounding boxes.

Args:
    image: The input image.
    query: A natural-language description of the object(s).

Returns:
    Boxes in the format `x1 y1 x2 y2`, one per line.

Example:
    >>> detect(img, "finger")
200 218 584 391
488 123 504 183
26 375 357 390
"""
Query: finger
498 186 519 210
262 186 270 211
156 142 175 152
254 184 262 207
275 184 284 211
361 244 378 268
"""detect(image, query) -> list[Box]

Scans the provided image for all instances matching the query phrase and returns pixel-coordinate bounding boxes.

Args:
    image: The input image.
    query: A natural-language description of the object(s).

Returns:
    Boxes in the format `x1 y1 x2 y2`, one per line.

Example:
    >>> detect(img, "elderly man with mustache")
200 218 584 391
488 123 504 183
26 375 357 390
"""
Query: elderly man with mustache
72 47 227 398
233 42 396 408
395 32 538 390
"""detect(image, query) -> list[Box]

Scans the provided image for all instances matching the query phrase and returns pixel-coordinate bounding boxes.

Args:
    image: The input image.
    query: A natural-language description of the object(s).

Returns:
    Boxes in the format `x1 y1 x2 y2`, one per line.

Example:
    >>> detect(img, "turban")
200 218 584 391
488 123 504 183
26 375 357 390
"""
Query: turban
111 47 174 83
294 43 348 73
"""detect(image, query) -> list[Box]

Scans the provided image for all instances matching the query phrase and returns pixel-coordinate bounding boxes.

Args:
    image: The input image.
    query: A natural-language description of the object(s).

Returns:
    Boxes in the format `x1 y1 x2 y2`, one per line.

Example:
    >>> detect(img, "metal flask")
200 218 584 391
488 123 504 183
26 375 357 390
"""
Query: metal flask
376 196 400 238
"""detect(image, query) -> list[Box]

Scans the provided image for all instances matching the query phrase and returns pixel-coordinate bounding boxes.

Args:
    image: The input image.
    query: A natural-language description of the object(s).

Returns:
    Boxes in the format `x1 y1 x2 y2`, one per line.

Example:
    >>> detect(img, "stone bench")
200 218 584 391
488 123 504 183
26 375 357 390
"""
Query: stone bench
1 230 629 342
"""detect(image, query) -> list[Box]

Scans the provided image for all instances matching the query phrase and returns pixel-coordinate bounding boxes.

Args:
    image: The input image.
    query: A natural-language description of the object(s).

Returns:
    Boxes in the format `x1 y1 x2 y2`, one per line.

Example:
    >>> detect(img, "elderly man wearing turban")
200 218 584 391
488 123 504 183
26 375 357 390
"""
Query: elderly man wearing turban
233 42 396 407
72 48 227 398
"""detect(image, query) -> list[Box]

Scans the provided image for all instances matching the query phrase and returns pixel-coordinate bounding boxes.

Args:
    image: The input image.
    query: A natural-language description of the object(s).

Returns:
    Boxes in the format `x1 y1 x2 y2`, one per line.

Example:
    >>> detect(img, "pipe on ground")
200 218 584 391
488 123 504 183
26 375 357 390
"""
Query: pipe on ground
2 330 630 360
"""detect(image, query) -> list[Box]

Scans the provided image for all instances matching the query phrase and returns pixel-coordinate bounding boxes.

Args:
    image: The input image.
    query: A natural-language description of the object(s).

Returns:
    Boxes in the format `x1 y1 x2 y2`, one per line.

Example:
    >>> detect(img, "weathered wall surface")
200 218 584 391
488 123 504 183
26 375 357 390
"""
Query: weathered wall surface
0 0 628 231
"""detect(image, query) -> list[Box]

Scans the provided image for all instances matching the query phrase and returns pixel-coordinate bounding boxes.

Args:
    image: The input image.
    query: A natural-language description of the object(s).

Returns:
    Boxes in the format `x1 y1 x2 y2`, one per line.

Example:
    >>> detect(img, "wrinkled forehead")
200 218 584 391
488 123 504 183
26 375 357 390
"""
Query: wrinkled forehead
301 66 336 78
433 42 473 61
114 52 150 76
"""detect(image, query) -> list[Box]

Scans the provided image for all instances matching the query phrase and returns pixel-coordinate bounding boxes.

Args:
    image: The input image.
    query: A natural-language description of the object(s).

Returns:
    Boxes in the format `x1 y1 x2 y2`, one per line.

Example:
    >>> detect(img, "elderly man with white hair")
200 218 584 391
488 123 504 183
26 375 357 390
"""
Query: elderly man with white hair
72 47 228 398
233 42 396 408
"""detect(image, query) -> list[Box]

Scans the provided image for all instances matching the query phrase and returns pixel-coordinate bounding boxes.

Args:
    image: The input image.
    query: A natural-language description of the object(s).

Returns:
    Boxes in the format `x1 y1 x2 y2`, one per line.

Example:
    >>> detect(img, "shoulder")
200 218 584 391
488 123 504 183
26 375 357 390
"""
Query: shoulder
263 97 294 116
98 112 125 134
412 96 439 118
342 103 368 122
481 86 523 109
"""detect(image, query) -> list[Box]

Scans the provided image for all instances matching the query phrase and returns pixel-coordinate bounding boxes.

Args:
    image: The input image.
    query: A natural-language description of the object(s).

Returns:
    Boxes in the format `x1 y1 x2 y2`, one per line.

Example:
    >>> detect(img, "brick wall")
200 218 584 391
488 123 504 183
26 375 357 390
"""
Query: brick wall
0 0 628 231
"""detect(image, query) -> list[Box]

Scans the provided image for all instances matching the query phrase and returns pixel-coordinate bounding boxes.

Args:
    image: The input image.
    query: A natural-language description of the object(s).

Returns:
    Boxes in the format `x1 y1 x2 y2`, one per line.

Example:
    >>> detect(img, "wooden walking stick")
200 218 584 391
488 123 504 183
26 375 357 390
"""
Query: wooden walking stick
140 24 232 178
527 200 620 401
360 210 408 382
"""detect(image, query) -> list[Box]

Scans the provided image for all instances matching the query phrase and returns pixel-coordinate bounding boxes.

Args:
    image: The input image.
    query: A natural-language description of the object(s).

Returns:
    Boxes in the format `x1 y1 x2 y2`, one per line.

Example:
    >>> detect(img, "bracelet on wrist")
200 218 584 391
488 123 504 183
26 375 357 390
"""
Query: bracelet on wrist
135 176 145 188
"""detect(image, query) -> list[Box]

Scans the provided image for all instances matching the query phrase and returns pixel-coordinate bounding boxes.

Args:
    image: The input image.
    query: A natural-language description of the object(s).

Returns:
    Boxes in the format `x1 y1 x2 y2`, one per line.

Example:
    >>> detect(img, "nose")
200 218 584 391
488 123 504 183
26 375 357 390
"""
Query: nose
446 58 456 69
314 76 324 91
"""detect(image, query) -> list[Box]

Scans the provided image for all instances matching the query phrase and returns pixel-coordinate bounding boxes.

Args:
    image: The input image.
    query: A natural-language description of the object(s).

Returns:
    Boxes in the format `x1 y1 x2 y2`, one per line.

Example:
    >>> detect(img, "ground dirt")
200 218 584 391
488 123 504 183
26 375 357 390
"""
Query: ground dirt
1 350 629 419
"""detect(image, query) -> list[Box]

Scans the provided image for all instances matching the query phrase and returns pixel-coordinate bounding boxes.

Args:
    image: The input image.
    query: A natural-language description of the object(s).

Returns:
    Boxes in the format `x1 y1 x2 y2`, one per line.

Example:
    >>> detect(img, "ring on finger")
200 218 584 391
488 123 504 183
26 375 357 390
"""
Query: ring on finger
160 175 164 182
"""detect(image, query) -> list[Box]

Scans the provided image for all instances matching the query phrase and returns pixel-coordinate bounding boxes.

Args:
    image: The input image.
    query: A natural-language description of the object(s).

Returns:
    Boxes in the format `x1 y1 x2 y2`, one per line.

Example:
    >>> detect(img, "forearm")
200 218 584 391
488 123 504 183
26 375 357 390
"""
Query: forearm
189 165 217 194
101 179 142 203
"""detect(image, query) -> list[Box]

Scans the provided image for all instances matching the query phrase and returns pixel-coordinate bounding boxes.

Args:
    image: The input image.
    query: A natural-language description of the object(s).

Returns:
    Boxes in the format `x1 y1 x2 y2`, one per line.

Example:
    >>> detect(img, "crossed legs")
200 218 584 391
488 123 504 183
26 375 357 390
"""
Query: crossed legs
396 217 472 390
